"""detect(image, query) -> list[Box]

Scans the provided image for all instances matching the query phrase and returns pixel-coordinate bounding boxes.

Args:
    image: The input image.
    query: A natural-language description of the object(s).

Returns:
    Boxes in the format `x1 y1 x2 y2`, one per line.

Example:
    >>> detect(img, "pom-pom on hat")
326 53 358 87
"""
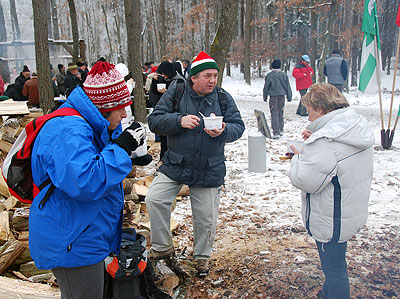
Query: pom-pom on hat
189 51 219 76
83 60 132 113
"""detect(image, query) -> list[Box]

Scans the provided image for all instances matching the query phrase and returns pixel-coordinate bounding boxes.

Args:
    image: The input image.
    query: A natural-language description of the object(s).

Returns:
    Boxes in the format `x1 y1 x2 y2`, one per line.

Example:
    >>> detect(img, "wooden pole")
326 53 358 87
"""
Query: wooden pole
388 30 400 131
374 35 384 131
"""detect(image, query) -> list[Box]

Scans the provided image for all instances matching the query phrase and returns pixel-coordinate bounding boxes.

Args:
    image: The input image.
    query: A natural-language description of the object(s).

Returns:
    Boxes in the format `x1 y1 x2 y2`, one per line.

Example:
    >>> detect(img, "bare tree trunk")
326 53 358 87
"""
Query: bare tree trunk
0 1 10 83
111 0 124 63
310 2 317 83
243 0 251 85
9 0 20 40
101 3 114 61
205 0 210 53
318 0 337 83
150 0 161 61
277 6 284 63
210 0 239 86
350 6 359 87
344 0 351 91
50 0 59 39
32 0 54 114
67 0 79 62
124 0 147 123
240 0 244 73
159 0 166 56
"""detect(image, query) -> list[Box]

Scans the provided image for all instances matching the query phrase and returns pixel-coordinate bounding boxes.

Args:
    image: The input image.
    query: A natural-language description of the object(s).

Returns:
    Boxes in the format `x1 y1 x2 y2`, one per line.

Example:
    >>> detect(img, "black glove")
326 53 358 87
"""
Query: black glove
287 97 292 102
132 154 153 166
113 122 146 155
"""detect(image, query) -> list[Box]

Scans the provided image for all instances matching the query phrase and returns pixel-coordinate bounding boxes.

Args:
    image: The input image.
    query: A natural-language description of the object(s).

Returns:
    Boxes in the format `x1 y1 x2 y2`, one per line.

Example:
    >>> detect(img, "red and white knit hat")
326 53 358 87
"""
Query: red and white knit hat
83 61 132 112
189 51 219 76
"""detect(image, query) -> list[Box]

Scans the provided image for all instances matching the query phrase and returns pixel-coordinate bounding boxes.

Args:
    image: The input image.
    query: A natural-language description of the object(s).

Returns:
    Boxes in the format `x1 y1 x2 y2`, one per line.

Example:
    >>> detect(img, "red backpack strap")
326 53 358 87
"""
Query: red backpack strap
17 108 81 159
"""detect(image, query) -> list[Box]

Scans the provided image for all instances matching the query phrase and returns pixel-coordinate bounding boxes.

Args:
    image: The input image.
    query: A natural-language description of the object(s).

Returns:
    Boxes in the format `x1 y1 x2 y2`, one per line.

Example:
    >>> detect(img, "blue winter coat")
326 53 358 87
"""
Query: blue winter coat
29 86 132 270
148 81 245 187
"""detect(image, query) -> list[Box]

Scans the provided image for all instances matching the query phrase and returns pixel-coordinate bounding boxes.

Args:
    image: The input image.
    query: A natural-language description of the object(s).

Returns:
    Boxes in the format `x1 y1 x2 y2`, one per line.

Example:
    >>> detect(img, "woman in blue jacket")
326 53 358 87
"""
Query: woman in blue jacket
29 61 146 298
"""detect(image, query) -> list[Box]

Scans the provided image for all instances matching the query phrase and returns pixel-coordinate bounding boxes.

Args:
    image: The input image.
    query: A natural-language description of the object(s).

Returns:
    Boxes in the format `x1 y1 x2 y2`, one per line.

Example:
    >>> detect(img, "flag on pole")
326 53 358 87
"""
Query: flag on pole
359 0 382 92
396 3 400 27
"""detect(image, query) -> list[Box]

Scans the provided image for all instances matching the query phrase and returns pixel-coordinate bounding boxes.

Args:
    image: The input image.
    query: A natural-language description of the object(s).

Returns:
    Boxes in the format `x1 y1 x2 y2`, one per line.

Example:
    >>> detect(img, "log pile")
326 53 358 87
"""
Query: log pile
0 104 191 295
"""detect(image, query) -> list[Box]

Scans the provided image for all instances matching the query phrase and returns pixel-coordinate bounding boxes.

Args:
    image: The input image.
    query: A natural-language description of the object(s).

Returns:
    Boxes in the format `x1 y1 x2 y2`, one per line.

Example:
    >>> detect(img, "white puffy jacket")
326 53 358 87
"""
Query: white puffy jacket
289 108 374 243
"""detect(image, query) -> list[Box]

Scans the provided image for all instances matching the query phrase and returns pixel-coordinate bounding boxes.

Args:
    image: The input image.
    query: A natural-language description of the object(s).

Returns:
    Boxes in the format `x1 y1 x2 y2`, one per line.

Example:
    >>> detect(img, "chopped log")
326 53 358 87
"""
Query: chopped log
178 185 190 197
13 247 32 265
127 166 137 178
4 196 20 210
175 195 183 202
123 179 135 195
170 217 180 233
16 230 29 241
0 239 25 274
0 102 29 116
155 260 180 291
0 174 11 198
29 272 54 283
144 176 154 187
140 202 147 213
0 202 5 212
19 261 51 278
0 211 11 241
0 276 60 298
12 207 29 231
0 140 12 155
132 184 148 197
10 270 29 281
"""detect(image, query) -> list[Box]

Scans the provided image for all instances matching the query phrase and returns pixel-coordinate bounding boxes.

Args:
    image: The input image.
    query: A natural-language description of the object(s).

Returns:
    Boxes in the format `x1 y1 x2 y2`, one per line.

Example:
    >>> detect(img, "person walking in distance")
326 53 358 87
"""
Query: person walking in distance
145 51 245 277
324 49 348 92
292 55 314 116
263 59 292 139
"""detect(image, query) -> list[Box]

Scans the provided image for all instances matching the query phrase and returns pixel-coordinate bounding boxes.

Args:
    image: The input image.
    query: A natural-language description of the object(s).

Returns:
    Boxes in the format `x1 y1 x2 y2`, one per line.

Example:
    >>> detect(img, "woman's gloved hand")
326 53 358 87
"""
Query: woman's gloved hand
113 122 146 155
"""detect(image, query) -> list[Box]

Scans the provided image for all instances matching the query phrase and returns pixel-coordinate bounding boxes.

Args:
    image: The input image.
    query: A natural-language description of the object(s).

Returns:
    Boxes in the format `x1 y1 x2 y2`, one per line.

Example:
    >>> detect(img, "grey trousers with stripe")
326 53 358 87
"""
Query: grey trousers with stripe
145 173 220 260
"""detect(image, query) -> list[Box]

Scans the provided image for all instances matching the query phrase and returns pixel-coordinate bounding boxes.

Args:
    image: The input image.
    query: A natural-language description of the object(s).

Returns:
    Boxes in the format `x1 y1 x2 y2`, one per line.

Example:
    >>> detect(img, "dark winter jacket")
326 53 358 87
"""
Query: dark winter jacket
29 86 132 269
148 81 245 187
323 54 348 85
292 62 314 91
263 69 292 101
13 73 29 100
149 73 184 107
56 71 66 95
64 71 83 97
79 68 88 83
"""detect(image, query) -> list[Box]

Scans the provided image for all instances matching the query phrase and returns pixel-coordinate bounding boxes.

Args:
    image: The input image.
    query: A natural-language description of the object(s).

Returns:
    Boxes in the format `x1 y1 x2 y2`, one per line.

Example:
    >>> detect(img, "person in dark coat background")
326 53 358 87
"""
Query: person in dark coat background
324 49 348 92
64 63 83 97
13 65 30 100
292 55 314 116
77 61 88 83
263 59 292 139
22 72 40 107
56 64 66 95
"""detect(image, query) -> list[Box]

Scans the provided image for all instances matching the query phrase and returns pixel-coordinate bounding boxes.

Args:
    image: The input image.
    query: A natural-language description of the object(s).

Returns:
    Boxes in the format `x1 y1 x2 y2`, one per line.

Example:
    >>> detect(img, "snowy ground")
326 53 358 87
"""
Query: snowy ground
163 68 400 298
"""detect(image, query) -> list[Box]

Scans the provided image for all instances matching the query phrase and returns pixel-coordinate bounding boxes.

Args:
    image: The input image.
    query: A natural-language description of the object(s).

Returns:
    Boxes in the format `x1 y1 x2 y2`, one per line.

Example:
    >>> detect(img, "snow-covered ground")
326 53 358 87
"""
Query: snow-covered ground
172 67 400 252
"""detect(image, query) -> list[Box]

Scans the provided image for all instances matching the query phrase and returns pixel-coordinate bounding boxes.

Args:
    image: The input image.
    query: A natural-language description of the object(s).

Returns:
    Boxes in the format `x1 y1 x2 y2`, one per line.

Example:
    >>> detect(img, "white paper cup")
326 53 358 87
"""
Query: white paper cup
287 140 305 153
132 81 136 89
157 83 166 91
204 116 223 130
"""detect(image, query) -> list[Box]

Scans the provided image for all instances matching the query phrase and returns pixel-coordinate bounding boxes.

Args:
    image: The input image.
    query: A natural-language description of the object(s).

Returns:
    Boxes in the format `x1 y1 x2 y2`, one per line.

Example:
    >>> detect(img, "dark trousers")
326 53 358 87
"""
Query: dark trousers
296 89 308 116
332 84 344 92
269 96 285 135
52 261 104 299
316 241 350 299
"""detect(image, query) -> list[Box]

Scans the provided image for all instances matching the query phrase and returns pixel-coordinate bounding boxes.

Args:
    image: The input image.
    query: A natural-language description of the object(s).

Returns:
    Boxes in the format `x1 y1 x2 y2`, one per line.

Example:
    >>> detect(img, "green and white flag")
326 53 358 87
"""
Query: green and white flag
359 0 382 93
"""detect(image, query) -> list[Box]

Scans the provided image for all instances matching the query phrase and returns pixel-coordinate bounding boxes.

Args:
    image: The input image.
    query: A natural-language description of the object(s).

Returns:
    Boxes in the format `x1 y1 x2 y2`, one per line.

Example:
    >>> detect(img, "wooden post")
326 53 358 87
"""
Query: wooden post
374 35 385 148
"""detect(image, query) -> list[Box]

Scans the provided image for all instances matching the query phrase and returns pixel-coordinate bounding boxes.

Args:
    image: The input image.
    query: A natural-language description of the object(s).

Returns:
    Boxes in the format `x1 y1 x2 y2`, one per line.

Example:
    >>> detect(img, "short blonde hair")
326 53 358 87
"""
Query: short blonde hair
302 83 349 113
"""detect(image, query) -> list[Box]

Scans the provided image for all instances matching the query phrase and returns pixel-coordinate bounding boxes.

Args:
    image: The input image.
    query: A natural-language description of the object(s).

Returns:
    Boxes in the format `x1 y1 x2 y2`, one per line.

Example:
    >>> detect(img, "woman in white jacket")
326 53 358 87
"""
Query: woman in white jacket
289 83 374 299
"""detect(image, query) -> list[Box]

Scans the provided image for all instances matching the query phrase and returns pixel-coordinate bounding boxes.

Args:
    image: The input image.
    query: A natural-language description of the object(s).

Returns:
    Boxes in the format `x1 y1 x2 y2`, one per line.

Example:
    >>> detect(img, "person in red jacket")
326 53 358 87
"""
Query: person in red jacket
292 55 314 116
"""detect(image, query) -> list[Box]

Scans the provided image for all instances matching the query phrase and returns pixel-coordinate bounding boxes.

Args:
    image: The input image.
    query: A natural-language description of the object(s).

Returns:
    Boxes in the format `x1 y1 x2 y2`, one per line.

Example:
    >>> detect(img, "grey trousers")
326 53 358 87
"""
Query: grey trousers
269 95 285 135
52 261 104 299
145 173 220 260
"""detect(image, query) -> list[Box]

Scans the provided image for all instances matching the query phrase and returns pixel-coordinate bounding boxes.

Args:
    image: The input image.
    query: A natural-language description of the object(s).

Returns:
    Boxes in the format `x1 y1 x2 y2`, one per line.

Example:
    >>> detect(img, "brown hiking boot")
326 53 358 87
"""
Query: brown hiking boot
148 247 175 260
195 259 210 277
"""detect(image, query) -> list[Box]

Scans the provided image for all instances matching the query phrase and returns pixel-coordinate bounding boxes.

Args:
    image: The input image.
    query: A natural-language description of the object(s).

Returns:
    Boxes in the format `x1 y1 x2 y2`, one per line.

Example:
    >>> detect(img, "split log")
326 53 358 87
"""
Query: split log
19 261 51 278
0 276 60 298
12 207 29 231
155 260 180 291
123 179 135 195
0 140 12 155
0 211 11 241
127 166 137 178
132 184 148 200
16 230 29 241
178 185 190 197
0 102 29 116
4 196 20 210
0 174 11 198
29 272 54 283
0 239 25 274
170 217 180 233
13 247 32 265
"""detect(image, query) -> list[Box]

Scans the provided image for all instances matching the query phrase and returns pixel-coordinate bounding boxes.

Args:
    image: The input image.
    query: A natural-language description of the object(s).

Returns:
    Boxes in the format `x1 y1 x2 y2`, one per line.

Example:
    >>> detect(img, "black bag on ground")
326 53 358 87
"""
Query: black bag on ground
104 228 171 299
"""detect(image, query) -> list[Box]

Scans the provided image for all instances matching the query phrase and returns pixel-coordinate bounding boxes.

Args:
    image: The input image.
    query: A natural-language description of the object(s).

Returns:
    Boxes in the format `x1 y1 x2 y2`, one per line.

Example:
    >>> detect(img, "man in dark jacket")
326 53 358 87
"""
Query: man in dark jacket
146 51 245 277
292 55 314 116
64 63 83 97
263 59 292 139
77 61 88 83
324 49 348 92
13 65 30 100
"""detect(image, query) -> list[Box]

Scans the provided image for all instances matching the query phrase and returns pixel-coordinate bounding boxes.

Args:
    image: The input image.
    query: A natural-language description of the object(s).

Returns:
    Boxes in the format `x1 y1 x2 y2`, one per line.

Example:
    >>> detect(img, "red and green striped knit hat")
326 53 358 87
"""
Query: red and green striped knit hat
189 51 219 76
